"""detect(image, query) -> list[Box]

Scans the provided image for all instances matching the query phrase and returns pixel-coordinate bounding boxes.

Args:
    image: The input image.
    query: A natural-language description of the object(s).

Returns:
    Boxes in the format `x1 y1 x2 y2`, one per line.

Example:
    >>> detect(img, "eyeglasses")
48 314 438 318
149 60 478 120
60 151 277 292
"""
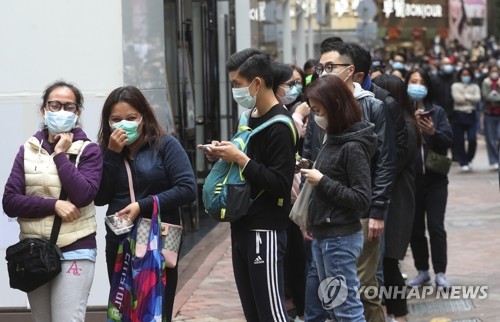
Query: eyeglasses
281 81 298 90
315 63 351 75
46 100 79 112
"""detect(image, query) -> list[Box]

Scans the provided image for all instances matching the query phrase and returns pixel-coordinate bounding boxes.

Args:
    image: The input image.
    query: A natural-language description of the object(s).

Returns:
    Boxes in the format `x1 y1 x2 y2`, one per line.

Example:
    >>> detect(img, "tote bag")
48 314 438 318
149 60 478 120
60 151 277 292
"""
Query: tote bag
289 180 314 230
107 226 136 321
107 196 166 322
131 195 166 322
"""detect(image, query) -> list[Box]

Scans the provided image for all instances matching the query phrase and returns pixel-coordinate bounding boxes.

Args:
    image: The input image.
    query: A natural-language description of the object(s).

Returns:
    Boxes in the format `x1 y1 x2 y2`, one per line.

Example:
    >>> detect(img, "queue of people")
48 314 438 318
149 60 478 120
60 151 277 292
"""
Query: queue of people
3 37 499 322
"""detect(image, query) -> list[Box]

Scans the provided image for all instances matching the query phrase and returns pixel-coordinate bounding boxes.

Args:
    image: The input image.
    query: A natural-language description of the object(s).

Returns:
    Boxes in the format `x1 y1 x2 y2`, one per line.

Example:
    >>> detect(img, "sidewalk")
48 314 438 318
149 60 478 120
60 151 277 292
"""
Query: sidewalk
173 137 500 321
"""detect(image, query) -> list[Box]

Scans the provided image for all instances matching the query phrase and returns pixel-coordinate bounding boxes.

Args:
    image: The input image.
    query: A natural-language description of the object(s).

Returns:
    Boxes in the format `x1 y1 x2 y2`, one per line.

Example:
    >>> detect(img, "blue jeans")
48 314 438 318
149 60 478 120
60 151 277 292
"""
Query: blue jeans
312 231 366 322
304 255 327 322
483 114 500 165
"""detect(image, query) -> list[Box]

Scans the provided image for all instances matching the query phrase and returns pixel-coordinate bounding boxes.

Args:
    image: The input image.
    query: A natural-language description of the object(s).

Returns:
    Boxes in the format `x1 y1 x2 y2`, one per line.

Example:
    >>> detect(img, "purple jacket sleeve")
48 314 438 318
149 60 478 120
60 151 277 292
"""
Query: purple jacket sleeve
2 143 103 218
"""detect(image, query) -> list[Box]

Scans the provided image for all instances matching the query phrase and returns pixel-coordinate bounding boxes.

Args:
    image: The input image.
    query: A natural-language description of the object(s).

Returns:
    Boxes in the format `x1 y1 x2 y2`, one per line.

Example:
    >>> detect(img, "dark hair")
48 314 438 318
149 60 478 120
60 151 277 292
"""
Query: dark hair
305 75 361 134
320 36 344 52
405 68 435 106
392 52 407 62
226 48 273 88
289 64 306 85
303 59 319 73
271 63 293 94
97 86 166 152
459 66 475 81
320 39 351 57
40 80 84 113
347 42 372 80
372 74 422 147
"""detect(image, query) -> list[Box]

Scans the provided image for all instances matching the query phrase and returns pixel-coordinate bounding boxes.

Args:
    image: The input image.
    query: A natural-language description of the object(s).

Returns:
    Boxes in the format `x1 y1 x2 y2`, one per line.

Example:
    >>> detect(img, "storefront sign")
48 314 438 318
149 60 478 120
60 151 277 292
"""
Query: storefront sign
383 0 443 19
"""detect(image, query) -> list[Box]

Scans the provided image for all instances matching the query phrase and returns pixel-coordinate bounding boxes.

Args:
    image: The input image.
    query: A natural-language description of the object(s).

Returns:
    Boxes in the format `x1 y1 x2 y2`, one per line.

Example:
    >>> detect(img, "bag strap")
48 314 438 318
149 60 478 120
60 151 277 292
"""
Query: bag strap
123 159 136 202
49 154 77 245
238 109 298 147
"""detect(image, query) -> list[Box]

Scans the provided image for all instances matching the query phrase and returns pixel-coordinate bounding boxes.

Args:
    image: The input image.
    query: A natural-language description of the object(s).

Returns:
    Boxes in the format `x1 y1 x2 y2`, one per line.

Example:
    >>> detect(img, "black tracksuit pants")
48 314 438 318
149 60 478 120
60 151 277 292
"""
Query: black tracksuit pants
231 229 288 322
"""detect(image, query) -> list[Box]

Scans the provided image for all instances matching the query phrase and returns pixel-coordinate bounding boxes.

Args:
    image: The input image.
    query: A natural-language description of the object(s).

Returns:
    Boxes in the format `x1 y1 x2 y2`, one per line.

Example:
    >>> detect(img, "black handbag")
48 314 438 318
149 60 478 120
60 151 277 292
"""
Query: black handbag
5 155 74 293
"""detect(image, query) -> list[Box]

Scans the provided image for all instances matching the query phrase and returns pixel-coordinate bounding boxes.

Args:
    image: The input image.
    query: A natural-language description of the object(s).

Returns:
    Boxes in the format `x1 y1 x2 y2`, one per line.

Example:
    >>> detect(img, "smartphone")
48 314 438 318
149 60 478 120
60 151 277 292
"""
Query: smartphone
295 158 313 170
200 144 214 151
419 108 435 119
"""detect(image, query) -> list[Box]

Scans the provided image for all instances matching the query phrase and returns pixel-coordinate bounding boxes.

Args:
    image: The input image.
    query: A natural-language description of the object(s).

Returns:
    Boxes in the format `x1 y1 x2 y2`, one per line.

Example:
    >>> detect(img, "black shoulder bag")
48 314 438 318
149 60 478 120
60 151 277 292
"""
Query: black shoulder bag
5 155 76 293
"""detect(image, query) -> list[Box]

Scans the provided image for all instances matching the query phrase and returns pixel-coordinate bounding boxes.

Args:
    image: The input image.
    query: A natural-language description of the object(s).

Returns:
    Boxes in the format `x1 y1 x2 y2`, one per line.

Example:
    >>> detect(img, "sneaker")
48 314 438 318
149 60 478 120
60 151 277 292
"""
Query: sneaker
461 165 471 172
435 272 451 288
490 163 499 171
408 270 431 287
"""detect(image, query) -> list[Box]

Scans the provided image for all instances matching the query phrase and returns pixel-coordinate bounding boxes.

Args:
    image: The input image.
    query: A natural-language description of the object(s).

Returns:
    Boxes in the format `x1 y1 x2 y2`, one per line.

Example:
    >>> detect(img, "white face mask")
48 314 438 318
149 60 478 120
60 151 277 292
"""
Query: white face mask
314 115 328 130
320 66 351 82
45 110 78 135
232 79 258 109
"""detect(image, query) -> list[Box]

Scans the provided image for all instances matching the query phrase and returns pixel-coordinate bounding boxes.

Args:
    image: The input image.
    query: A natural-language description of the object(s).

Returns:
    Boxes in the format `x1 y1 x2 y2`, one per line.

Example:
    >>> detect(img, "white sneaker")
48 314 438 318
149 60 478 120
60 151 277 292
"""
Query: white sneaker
408 270 431 287
461 165 471 172
490 163 499 171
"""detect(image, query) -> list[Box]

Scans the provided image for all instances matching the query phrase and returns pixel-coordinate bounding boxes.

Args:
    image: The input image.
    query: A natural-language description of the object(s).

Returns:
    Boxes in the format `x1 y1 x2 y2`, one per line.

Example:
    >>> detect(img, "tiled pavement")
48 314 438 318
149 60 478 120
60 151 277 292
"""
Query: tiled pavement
173 137 500 322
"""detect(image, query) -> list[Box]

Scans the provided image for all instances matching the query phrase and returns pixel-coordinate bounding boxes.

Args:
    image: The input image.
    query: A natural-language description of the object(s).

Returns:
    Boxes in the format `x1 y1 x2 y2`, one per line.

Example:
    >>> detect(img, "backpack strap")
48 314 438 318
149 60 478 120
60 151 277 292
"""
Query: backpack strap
237 109 298 145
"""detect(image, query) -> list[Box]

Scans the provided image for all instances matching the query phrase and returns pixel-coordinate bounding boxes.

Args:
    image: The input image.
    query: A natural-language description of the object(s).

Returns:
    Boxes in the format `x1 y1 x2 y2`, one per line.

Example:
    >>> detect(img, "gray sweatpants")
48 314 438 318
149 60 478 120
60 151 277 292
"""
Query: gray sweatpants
27 259 95 322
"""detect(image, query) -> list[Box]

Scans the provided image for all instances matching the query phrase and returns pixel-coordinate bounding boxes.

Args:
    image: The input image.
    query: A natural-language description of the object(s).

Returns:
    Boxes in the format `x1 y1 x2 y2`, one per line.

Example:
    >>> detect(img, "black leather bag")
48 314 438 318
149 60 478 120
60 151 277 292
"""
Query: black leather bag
5 236 63 292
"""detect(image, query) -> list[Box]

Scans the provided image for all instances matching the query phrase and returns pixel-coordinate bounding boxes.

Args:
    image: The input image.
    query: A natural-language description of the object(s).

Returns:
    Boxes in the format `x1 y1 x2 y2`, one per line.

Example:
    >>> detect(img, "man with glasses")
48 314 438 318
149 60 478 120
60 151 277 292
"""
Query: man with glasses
302 41 396 322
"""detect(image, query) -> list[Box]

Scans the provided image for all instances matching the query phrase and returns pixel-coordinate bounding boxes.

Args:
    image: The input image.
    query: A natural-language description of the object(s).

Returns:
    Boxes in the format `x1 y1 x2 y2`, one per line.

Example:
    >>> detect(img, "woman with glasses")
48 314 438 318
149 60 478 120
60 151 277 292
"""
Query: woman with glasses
3 80 103 322
271 62 308 321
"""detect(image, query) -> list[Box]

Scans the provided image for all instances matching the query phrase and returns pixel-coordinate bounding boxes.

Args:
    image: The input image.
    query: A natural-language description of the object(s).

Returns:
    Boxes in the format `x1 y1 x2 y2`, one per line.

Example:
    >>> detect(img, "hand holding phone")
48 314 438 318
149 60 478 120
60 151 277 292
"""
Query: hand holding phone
419 108 435 119
200 144 214 151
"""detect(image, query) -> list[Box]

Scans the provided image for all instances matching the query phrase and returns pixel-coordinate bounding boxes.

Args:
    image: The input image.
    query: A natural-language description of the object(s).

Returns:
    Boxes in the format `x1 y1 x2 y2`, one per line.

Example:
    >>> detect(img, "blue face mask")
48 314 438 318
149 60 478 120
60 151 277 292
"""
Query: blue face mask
442 64 454 74
392 61 405 70
279 85 299 105
295 84 303 95
232 79 258 109
111 118 142 145
407 84 428 101
461 76 471 84
45 110 78 135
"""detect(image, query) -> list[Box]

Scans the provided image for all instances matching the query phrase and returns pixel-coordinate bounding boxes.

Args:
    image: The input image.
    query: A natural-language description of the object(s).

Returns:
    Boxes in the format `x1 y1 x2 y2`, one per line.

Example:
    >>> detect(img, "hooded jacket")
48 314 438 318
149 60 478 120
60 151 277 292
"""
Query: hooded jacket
308 121 377 239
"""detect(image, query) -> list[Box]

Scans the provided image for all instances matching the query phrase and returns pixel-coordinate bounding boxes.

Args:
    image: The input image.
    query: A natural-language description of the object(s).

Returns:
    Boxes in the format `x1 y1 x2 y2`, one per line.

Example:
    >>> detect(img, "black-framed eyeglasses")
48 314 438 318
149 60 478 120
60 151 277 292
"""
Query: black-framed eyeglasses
281 81 298 90
46 100 79 112
315 63 351 75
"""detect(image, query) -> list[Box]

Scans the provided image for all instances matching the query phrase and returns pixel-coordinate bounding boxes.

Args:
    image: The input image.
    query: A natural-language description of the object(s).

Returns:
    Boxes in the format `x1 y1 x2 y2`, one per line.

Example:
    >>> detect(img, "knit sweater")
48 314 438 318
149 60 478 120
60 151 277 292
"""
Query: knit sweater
308 121 377 239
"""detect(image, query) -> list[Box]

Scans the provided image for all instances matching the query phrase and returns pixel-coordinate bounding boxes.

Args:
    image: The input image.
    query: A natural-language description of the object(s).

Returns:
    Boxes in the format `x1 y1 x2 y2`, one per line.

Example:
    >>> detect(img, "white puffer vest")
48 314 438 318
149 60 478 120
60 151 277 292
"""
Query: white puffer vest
18 137 97 248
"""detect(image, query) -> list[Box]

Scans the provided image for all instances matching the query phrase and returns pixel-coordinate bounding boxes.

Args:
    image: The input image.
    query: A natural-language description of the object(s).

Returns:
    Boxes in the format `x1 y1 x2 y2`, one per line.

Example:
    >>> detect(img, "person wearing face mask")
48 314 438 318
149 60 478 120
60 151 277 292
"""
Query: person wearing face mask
405 68 454 290
432 57 457 119
451 67 481 171
302 40 396 322
95 86 197 321
271 62 309 322
198 48 296 322
481 64 500 170
302 74 377 322
3 80 103 322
